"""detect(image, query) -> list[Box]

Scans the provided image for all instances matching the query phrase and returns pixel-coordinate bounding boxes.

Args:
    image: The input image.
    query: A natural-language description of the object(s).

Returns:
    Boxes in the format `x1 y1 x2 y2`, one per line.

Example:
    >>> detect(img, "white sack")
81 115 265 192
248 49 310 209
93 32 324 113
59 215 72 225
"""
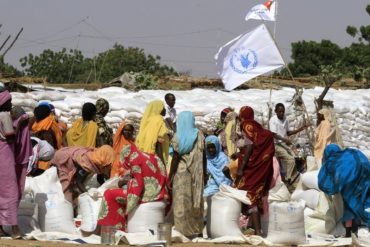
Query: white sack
267 200 306 245
127 201 166 233
206 193 243 238
268 181 290 202
291 189 320 210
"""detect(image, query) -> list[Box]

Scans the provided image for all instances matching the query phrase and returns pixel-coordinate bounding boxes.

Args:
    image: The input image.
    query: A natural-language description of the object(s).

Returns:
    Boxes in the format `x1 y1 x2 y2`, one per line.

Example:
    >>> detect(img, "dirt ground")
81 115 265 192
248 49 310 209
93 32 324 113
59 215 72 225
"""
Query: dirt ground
0 239 255 247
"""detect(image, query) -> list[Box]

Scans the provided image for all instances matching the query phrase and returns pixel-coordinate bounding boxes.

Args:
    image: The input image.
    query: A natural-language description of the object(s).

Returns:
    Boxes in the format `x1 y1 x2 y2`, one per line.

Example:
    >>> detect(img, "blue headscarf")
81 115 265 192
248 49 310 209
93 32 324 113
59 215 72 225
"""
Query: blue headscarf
204 135 231 197
318 144 370 226
175 111 198 155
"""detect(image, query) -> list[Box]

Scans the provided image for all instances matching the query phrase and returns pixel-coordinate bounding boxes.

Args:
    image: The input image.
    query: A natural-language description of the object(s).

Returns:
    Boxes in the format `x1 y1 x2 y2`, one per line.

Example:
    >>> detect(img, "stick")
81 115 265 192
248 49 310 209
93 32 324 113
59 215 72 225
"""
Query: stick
2 27 23 57
0 35 11 52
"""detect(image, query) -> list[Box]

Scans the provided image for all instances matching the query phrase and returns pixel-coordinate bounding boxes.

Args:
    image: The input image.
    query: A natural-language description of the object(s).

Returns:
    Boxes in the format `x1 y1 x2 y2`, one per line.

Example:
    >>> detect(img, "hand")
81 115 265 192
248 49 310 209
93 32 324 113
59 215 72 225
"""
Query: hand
230 152 239 160
233 170 244 188
285 139 292 145
118 173 131 187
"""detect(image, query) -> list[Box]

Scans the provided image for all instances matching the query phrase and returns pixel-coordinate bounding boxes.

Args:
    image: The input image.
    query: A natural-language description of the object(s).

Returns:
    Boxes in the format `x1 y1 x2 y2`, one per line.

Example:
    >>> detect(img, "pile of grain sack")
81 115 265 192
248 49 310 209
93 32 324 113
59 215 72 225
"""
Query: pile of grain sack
11 85 370 158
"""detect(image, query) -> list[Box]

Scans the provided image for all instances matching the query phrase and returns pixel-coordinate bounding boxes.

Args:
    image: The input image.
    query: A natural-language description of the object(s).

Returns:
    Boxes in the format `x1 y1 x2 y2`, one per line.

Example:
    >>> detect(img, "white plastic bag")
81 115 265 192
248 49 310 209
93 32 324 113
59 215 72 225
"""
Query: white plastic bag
291 189 320 209
78 192 102 232
301 170 319 190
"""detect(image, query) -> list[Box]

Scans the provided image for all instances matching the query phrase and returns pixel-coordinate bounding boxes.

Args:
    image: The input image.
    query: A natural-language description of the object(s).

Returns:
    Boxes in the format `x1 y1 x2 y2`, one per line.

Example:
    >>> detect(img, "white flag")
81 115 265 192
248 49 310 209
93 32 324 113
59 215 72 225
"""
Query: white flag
245 0 276 22
215 24 285 91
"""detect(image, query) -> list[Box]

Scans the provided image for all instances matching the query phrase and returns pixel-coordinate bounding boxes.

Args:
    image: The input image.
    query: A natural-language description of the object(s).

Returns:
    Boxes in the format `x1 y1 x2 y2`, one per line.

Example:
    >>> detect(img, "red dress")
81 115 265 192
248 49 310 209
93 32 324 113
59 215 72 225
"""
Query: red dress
97 144 169 231
237 106 275 211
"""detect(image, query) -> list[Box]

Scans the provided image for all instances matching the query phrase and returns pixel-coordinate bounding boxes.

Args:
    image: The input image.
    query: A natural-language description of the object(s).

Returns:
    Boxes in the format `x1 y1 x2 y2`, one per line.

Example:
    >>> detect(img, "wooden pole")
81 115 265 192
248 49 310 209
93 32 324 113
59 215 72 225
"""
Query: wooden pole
0 35 11 52
2 27 23 57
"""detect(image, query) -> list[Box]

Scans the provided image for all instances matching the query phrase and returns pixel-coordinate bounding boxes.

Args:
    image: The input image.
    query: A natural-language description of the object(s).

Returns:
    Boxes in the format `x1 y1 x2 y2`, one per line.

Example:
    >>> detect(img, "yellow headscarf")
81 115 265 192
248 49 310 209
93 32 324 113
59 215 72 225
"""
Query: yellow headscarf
89 145 115 168
66 118 98 148
136 100 169 159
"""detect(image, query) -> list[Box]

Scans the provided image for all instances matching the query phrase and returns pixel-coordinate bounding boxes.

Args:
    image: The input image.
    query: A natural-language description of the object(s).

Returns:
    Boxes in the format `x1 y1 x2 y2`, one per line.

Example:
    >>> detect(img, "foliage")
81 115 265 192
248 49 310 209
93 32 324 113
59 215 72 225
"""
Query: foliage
94 44 177 82
0 56 23 77
20 48 87 83
282 4 370 82
19 43 177 86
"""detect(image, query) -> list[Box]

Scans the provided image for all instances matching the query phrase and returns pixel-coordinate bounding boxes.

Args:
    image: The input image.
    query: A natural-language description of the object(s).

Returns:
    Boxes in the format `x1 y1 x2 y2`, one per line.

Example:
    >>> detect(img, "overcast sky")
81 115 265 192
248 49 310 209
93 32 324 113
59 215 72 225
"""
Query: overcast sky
1 0 368 78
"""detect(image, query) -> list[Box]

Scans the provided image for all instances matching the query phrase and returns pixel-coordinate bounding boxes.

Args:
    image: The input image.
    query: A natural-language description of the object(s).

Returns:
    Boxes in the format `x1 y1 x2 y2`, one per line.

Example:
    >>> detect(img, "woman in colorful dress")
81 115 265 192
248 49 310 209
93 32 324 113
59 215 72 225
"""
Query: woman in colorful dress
168 111 205 238
234 106 275 236
135 100 169 164
97 143 169 231
110 122 135 178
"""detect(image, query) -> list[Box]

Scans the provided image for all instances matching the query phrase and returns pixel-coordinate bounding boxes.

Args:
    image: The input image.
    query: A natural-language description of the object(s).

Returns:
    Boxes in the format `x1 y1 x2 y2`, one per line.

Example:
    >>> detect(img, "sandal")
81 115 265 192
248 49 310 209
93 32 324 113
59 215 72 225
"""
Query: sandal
11 234 23 240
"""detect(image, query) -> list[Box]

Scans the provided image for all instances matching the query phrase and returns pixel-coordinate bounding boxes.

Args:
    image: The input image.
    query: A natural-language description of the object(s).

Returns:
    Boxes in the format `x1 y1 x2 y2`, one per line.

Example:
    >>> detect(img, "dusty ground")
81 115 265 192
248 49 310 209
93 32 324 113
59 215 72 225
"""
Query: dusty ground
0 239 255 247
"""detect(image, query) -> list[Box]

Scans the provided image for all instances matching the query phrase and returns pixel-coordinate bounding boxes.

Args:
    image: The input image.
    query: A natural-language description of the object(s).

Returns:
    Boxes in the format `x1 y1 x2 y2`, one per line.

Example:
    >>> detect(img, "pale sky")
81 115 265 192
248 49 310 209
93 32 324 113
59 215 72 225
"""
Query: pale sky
0 0 368 78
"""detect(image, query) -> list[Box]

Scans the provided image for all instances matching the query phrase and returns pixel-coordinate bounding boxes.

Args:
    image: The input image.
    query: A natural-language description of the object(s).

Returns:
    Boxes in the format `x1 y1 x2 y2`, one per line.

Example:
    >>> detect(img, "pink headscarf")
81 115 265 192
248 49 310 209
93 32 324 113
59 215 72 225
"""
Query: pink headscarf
0 90 11 107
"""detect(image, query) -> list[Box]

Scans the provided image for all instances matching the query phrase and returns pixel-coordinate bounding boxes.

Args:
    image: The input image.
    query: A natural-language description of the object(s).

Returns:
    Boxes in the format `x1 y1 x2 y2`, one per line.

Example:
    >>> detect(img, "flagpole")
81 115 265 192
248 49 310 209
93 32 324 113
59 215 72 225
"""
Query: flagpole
268 0 278 125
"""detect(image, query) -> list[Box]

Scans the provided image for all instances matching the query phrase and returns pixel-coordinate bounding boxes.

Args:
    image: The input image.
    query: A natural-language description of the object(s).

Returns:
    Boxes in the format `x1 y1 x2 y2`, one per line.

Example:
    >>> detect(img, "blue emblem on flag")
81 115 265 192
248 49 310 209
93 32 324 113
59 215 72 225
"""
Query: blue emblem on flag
229 48 258 74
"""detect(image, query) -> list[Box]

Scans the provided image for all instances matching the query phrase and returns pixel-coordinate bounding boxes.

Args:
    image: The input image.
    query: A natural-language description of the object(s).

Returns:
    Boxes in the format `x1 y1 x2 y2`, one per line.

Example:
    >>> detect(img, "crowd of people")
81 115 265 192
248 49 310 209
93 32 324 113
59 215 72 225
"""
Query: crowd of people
0 86 369 239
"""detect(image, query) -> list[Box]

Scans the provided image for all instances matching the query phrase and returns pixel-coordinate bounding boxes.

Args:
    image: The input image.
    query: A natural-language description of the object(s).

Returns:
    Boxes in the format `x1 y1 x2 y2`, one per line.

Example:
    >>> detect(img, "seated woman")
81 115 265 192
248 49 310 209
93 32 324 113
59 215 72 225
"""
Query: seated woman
97 143 169 231
50 145 114 204
203 135 232 198
66 102 98 148
318 144 370 236
110 122 135 178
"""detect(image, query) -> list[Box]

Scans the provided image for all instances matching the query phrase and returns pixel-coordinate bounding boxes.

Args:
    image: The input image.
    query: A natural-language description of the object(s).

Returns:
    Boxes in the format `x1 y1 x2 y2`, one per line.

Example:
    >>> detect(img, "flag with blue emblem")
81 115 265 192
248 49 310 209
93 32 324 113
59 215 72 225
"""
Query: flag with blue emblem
215 24 285 91
245 0 276 22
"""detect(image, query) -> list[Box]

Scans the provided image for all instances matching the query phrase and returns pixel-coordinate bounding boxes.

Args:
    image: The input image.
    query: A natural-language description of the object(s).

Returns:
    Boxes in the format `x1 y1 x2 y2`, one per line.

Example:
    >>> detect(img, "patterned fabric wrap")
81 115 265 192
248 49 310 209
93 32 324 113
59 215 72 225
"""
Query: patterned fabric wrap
97 144 168 231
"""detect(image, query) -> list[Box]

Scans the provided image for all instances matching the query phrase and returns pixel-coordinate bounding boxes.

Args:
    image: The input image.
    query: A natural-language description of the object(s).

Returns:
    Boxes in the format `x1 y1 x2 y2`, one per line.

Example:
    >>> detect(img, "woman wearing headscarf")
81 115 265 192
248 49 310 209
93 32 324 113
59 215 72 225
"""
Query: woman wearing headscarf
51 145 114 203
203 135 231 198
314 108 343 162
234 106 275 236
168 111 205 238
97 144 169 231
32 104 63 150
66 102 98 148
318 144 370 235
214 107 233 136
0 90 22 238
136 100 169 164
110 122 135 178
10 106 32 203
95 98 113 147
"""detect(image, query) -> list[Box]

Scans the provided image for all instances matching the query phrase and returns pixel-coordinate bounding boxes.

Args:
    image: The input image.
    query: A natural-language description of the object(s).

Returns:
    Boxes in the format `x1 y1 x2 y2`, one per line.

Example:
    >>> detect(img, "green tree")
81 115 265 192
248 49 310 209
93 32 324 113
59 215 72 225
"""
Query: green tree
288 40 342 76
20 48 88 83
0 56 23 77
94 43 177 82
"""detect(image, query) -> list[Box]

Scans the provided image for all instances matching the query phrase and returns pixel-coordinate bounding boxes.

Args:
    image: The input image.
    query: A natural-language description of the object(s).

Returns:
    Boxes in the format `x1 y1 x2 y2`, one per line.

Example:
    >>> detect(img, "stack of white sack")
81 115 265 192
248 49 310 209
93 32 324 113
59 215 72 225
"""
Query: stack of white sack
11 86 370 155
290 158 346 236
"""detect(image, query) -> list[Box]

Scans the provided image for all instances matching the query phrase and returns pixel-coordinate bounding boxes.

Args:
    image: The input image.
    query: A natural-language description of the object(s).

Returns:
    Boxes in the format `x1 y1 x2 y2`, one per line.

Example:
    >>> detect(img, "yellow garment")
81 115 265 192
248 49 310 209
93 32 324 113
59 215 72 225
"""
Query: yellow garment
88 145 115 170
136 100 169 161
314 109 342 161
66 118 98 148
224 113 237 156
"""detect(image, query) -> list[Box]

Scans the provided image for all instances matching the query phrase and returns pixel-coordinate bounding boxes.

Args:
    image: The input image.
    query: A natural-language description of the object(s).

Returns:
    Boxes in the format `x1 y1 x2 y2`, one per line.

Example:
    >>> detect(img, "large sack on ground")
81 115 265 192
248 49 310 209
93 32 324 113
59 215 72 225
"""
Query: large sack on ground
267 200 306 245
310 192 337 234
304 207 326 234
206 193 243 238
127 201 166 233
28 167 77 234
